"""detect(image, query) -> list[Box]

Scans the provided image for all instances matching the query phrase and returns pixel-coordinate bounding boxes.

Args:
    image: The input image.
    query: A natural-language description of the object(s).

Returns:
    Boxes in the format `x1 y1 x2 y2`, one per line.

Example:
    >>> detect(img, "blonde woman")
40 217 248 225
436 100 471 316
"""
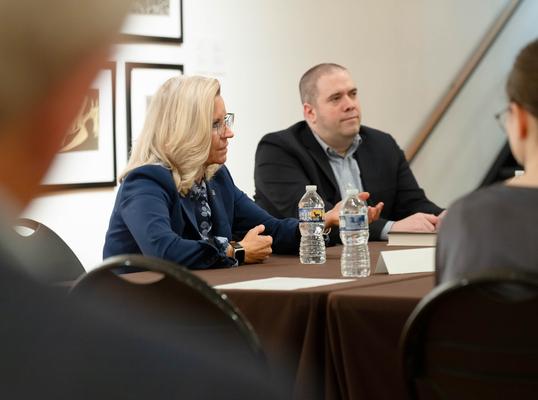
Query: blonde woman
103 76 382 269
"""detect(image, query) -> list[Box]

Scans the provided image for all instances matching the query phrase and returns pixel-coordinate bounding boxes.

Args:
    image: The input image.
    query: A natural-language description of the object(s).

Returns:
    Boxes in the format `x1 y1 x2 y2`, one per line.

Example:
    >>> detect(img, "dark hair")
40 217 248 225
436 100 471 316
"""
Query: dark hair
506 38 538 118
299 63 346 104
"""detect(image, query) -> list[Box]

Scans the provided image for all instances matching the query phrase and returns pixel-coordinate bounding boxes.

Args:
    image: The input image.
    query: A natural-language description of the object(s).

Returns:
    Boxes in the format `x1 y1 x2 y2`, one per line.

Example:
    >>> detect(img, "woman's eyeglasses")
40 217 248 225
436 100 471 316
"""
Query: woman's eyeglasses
212 113 234 137
494 106 510 134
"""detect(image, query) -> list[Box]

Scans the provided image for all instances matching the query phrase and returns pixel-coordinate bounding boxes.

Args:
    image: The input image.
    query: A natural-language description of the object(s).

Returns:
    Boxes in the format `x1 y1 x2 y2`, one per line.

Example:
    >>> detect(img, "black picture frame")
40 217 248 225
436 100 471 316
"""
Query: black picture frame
120 0 183 44
125 62 184 156
42 62 117 191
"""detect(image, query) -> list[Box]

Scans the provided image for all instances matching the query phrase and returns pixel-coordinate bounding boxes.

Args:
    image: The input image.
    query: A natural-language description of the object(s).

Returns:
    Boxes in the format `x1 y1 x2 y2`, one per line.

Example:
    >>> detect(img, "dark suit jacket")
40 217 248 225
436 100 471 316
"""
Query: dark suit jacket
0 213 283 399
254 121 442 241
104 164 299 269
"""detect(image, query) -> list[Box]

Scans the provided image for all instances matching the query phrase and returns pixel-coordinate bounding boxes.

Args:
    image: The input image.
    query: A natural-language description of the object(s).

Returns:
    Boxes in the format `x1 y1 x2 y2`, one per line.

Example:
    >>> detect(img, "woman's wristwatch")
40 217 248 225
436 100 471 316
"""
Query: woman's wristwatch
231 241 245 265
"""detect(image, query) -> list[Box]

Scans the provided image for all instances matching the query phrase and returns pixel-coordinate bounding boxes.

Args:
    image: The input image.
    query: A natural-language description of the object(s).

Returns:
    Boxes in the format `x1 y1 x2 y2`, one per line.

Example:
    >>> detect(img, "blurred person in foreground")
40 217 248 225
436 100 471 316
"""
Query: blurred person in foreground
436 38 538 284
0 1 284 398
103 75 383 270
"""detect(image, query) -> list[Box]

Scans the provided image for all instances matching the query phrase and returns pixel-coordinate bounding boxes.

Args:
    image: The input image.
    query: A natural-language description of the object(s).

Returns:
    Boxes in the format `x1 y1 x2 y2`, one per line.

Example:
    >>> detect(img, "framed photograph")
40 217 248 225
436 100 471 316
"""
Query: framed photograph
126 62 184 155
121 0 183 43
42 62 116 190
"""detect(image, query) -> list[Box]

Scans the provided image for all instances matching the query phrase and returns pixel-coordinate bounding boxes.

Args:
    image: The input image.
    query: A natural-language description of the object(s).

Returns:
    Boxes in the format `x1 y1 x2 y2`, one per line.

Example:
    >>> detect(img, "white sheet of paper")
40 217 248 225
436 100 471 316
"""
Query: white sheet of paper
214 277 354 291
375 247 435 274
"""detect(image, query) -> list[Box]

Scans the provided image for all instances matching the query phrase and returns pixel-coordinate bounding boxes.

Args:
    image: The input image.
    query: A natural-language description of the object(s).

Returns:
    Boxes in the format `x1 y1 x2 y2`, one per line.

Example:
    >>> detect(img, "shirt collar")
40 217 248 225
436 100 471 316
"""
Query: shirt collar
311 130 362 158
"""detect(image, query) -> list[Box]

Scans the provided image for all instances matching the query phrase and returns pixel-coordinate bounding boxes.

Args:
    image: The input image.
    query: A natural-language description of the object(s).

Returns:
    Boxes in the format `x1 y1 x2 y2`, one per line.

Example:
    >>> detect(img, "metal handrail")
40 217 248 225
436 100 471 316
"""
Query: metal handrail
405 0 523 161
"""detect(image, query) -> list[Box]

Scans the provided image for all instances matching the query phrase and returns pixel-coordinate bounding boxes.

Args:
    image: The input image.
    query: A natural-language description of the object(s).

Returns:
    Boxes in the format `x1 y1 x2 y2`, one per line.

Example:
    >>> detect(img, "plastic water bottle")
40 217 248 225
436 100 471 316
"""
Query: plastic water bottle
298 185 326 264
339 188 370 277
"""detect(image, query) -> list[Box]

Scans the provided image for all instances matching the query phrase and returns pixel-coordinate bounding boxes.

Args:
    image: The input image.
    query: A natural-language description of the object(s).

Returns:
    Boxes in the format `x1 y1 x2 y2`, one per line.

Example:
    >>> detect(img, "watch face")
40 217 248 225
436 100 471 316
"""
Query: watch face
232 244 245 265
235 248 245 257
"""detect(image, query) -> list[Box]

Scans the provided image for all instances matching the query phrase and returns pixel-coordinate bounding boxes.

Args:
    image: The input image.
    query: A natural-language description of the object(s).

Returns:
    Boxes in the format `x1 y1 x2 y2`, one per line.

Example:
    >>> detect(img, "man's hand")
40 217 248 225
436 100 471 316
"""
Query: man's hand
325 201 342 228
325 192 384 228
391 212 440 233
358 191 384 223
239 224 273 263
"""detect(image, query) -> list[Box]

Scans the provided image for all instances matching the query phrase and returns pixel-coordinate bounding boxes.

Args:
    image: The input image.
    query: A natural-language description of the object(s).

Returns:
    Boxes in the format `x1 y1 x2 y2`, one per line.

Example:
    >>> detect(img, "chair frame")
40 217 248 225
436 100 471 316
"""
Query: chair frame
71 254 265 361
400 268 538 399
15 217 85 282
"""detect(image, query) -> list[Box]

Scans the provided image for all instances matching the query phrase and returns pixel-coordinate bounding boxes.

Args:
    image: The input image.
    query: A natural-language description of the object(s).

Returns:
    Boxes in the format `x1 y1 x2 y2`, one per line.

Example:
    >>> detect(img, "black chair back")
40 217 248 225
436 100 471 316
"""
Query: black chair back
14 218 85 283
70 254 266 364
400 268 538 399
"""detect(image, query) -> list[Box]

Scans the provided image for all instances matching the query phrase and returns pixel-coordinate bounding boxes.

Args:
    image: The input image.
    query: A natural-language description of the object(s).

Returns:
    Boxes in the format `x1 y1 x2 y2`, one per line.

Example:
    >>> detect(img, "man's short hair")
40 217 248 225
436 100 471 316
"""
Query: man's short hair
0 0 130 124
299 63 347 105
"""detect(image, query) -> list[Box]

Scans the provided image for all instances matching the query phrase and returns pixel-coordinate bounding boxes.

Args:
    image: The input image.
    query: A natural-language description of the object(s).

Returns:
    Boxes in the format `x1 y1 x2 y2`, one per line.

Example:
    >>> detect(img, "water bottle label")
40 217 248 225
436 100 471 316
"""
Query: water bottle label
340 214 367 231
298 207 325 222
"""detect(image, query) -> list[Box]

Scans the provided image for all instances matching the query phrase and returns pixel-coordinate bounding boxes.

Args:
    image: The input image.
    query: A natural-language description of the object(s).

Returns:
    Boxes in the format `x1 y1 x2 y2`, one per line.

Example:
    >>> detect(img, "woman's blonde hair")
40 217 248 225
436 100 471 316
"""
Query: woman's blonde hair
120 75 221 195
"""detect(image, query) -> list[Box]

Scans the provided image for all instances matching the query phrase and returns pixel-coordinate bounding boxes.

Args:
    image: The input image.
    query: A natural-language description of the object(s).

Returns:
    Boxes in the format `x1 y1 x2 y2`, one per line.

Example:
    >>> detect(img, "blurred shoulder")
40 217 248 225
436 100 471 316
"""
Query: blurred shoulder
447 184 521 218
439 184 519 241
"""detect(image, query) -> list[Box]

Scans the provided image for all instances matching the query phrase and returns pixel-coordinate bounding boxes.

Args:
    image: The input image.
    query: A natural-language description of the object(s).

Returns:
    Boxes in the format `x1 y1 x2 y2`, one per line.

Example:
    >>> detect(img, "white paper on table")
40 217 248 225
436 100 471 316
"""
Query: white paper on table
375 247 435 274
214 277 354 291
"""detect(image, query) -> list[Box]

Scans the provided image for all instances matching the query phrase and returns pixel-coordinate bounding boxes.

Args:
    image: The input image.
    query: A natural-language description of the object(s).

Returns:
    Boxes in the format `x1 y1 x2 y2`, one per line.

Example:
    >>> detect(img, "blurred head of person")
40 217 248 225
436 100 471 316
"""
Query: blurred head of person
122 76 235 196
0 0 131 211
504 38 538 168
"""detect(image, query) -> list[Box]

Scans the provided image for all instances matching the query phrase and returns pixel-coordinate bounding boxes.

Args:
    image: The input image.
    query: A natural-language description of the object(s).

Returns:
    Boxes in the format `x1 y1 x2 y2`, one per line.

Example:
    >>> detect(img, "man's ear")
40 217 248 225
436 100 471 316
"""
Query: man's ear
303 102 316 124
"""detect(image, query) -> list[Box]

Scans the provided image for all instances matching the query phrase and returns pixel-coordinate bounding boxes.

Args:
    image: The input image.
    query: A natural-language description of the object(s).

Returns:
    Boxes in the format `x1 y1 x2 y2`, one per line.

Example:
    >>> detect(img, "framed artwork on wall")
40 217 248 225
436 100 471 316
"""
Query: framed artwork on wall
126 62 184 156
42 62 117 190
121 0 183 43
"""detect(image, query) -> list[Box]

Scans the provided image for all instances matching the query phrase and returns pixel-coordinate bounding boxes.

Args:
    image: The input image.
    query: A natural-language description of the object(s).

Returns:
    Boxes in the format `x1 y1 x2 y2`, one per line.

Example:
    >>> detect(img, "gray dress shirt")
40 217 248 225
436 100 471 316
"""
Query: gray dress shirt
312 132 394 239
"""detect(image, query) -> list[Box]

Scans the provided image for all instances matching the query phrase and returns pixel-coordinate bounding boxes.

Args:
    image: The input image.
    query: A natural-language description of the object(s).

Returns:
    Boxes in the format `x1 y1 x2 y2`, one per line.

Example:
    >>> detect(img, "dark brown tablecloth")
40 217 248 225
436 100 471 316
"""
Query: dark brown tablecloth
188 243 433 400
122 243 434 399
326 275 435 400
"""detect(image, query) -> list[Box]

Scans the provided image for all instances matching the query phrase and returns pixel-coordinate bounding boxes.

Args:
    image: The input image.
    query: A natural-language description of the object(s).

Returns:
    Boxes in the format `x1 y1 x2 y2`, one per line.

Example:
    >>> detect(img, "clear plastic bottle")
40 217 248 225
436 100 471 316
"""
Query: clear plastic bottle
298 185 326 264
339 188 370 277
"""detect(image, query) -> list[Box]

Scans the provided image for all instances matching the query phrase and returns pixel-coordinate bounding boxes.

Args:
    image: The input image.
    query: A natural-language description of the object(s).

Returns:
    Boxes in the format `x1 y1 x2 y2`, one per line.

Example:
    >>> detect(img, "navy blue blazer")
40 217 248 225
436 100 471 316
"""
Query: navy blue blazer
103 164 300 269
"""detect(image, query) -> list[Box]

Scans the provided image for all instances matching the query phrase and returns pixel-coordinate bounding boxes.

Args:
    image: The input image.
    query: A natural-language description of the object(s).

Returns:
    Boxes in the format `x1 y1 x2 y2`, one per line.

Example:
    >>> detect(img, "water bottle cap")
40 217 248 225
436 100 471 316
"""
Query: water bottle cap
345 188 359 195
306 185 317 191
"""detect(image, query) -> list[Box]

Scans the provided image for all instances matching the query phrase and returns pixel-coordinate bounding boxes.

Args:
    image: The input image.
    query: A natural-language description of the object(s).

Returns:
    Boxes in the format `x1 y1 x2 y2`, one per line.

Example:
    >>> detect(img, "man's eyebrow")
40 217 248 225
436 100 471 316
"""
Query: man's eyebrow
326 87 357 99
326 90 344 99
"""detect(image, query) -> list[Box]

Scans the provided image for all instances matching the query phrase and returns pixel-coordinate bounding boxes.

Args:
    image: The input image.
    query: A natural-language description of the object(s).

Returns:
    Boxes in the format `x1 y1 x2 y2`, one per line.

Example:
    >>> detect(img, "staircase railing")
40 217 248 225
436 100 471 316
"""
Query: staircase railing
405 0 523 161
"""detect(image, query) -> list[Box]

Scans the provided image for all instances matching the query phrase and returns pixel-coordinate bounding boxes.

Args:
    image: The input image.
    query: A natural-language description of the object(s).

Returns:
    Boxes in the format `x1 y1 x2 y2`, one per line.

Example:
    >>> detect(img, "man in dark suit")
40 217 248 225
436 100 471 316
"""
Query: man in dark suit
255 63 444 242
0 1 281 398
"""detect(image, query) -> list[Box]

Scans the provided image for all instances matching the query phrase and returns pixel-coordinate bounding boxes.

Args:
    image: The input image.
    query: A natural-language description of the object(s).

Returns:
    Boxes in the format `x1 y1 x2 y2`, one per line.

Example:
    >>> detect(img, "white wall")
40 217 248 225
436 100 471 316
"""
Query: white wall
412 0 538 208
24 0 512 269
